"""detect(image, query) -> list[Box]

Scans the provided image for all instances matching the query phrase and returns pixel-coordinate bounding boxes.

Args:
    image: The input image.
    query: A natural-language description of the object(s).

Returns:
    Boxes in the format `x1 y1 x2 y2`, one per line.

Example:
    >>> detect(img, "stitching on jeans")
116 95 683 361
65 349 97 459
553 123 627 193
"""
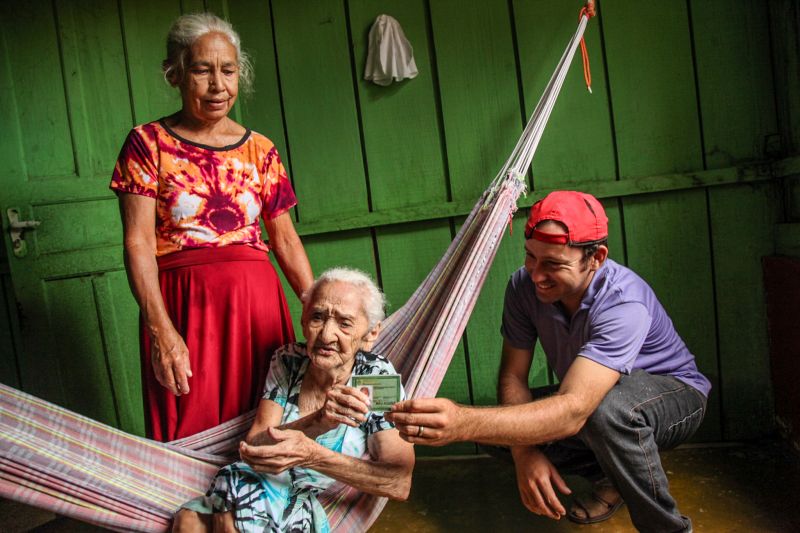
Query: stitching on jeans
667 407 704 431
626 386 687 423
637 427 658 499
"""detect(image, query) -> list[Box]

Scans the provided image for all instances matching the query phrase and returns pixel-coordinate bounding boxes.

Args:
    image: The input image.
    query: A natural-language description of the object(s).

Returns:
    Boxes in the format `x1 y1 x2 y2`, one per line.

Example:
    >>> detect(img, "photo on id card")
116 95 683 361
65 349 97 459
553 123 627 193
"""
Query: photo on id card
351 374 401 412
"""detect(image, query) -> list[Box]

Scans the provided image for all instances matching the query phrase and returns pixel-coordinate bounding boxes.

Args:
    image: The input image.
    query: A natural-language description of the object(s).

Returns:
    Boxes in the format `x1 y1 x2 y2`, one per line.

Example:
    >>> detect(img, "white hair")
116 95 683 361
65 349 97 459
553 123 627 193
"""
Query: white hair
162 13 254 93
305 268 386 328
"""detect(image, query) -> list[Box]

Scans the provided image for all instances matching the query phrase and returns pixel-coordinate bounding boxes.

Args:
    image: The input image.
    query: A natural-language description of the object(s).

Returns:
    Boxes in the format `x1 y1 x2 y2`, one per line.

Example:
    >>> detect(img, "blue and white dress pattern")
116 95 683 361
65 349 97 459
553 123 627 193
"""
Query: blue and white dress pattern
180 343 403 532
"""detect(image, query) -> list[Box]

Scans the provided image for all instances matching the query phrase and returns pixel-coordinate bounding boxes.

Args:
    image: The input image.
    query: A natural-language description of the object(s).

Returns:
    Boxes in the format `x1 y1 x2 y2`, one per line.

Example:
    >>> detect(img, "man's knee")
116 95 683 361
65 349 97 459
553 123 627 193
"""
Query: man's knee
579 385 634 440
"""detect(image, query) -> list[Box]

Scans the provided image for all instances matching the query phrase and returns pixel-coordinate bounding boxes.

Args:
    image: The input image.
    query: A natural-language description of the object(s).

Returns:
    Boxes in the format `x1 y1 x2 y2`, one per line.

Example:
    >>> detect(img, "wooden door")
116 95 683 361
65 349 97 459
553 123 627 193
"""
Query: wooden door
0 0 182 435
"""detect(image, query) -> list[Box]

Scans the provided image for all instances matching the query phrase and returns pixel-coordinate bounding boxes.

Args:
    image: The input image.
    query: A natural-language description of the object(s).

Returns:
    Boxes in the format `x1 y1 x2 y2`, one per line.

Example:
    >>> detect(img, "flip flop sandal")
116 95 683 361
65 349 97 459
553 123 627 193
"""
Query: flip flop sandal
567 491 625 525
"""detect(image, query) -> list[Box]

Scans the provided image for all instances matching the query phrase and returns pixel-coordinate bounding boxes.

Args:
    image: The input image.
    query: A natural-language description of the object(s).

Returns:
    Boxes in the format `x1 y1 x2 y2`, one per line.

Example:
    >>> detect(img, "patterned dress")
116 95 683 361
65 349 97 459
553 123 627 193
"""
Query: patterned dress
181 343 403 532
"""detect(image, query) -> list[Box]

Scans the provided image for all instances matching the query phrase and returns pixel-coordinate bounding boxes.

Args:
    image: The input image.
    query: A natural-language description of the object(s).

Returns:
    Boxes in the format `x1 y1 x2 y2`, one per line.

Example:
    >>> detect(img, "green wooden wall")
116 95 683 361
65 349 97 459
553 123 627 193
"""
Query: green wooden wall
1 0 796 451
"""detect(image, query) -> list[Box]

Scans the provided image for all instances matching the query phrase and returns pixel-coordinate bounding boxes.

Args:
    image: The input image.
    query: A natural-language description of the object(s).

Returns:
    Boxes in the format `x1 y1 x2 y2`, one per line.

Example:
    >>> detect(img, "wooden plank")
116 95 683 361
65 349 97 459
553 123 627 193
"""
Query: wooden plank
513 0 616 188
376 220 474 455
429 0 522 202
0 0 75 179
120 0 181 125
348 0 448 211
272 0 368 222
622 190 720 441
32 198 120 255
55 0 133 176
709 183 781 440
227 0 290 159
94 270 145 436
287 161 775 237
39 276 118 426
691 0 777 168
602 1 702 177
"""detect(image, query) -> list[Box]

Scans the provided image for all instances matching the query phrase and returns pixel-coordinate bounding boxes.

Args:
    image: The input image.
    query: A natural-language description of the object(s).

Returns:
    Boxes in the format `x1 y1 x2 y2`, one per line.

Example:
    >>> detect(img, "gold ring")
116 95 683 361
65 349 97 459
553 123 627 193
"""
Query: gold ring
417 425 424 437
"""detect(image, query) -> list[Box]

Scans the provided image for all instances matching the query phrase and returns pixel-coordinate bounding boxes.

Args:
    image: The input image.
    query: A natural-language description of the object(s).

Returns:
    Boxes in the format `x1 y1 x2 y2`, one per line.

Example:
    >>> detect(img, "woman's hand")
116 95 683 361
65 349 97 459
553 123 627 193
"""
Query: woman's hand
149 326 192 396
511 445 571 520
239 427 320 474
314 385 371 431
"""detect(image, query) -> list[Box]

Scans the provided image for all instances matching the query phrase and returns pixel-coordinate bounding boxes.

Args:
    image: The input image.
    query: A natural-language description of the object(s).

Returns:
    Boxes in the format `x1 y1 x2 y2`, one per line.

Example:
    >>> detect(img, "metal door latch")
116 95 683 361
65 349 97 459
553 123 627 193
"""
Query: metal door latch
7 208 41 257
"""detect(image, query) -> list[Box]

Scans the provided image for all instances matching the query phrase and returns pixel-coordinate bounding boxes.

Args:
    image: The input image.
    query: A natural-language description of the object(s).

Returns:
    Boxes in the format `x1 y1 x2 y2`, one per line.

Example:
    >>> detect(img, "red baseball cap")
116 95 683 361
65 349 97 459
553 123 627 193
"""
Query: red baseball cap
525 191 608 245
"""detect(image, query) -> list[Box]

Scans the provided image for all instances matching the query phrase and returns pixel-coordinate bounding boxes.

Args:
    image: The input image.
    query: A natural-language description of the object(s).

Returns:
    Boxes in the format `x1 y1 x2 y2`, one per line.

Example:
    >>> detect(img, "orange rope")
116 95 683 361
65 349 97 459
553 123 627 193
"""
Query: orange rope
579 1 596 93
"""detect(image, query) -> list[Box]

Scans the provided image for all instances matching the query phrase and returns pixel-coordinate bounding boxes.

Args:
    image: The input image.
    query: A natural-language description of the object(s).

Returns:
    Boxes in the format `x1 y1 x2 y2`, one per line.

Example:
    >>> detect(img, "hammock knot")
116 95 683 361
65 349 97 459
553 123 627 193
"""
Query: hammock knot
582 0 596 19
578 2 595 93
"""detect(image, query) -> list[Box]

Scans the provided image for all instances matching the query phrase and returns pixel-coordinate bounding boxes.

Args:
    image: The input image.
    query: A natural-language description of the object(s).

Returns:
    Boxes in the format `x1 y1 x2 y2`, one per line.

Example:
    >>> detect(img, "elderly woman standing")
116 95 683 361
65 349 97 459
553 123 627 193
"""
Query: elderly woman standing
173 268 415 532
110 13 313 441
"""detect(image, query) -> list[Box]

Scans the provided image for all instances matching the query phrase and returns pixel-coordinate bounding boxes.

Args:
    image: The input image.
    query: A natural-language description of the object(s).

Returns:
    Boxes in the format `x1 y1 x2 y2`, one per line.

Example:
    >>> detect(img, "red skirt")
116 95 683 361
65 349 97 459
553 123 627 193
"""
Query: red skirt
142 245 295 441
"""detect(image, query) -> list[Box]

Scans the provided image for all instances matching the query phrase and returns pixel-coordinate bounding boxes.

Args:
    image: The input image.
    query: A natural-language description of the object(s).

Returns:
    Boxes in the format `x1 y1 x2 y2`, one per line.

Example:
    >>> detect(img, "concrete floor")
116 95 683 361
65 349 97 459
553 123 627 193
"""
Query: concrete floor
3 440 799 532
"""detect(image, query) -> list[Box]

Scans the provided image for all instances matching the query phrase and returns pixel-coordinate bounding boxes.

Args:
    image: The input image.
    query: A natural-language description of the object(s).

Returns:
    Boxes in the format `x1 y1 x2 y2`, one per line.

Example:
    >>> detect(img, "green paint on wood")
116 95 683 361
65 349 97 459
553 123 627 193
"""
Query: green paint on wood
710 183 781 439
1 1 75 178
93 271 145 436
348 0 448 211
602 1 702 177
289 162 778 238
272 0 368 222
32 199 120 254
56 0 133 175
43 276 118 426
692 0 777 168
120 0 182 124
228 0 290 161
622 190 721 441
429 0 522 202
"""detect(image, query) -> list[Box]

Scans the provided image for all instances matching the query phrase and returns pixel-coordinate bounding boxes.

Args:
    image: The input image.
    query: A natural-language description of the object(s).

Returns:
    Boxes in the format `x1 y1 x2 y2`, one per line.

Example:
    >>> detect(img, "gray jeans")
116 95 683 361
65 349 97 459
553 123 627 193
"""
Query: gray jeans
483 370 707 533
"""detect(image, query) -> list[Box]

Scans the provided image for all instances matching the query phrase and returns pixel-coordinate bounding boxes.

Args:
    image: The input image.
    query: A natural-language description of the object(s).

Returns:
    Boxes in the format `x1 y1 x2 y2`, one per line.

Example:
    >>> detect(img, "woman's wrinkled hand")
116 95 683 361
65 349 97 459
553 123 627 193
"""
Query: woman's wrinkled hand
239 427 321 474
314 384 371 431
149 326 192 396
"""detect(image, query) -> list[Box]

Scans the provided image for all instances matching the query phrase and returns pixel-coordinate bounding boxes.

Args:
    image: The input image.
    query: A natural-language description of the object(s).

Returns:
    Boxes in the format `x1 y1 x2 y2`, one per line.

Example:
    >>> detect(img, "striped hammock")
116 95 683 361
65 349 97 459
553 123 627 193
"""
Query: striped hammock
0 8 593 532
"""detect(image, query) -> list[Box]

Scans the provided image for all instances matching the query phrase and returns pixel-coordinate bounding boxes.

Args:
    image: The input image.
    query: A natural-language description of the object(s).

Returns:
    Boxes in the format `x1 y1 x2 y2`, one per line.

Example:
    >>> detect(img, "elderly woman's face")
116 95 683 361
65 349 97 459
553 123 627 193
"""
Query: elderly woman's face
180 32 239 123
302 281 378 373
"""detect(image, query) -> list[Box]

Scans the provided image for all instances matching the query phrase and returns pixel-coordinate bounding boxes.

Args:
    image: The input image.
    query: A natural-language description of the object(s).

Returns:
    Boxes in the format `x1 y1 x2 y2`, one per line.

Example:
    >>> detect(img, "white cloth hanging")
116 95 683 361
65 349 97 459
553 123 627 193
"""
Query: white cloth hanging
364 14 418 86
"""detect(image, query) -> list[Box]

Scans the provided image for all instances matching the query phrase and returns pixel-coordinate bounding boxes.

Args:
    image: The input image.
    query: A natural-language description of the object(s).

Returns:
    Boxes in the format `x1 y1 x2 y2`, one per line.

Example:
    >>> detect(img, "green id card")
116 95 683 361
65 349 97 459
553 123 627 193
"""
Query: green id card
351 374 401 412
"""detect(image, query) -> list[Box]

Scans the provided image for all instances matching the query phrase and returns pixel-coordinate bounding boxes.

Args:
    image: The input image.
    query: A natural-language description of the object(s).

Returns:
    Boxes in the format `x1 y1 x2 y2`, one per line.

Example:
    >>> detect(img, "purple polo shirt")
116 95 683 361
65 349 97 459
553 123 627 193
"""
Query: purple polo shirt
501 259 711 397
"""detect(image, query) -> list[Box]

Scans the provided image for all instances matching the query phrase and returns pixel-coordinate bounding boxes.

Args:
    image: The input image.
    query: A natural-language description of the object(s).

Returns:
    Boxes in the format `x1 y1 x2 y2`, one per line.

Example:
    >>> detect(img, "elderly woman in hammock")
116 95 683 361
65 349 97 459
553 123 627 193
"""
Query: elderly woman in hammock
174 268 414 532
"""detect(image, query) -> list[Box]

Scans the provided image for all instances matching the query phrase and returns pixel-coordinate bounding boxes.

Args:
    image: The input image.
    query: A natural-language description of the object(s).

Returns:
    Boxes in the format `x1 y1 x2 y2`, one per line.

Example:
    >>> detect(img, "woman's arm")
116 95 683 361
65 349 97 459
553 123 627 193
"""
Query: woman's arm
119 193 191 395
264 212 313 300
241 427 415 500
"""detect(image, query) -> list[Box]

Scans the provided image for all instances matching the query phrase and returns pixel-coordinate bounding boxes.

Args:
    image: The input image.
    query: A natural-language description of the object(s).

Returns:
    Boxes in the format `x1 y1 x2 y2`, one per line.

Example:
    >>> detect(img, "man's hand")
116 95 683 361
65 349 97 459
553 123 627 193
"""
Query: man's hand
511 446 571 519
149 326 192 396
315 384 371 431
239 427 321 474
385 398 464 446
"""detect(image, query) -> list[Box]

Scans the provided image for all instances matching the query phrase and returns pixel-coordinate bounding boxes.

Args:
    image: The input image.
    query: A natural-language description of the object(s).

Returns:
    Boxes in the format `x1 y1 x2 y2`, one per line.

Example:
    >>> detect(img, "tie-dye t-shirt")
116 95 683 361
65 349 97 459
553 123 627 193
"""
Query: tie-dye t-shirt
110 120 297 256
